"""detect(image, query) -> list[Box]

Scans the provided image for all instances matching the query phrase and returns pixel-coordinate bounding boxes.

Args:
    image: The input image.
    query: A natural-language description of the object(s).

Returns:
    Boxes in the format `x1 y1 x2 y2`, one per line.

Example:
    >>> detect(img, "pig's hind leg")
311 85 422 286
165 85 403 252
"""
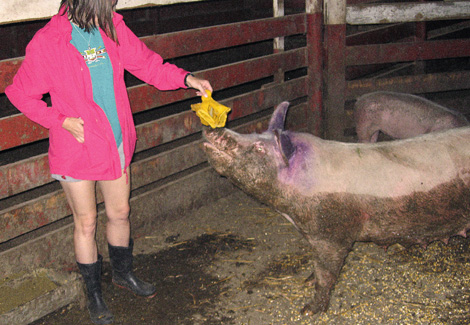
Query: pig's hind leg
301 238 353 315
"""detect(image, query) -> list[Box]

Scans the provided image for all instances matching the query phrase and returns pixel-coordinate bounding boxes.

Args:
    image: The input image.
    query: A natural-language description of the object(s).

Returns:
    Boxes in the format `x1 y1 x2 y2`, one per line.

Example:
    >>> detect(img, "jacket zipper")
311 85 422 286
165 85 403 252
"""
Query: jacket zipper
71 39 122 178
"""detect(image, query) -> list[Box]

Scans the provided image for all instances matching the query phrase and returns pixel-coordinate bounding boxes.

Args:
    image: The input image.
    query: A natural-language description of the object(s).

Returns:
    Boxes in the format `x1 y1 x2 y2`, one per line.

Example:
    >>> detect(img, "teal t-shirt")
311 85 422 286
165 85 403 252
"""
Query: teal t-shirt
70 22 122 147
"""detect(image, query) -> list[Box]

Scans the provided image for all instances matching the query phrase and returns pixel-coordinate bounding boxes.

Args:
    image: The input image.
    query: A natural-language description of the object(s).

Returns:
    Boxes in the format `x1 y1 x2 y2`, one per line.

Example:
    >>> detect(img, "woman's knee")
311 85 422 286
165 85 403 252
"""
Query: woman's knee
74 212 98 237
107 204 130 222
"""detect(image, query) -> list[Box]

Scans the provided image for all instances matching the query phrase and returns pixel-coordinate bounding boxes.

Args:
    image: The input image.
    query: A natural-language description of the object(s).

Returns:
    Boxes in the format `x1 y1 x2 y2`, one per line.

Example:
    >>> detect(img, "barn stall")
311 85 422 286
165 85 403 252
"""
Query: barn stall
0 0 469 323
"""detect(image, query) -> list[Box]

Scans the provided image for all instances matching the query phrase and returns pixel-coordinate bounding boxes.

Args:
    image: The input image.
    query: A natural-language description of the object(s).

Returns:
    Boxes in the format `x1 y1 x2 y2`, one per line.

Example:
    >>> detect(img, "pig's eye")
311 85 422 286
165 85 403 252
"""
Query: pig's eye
253 143 265 153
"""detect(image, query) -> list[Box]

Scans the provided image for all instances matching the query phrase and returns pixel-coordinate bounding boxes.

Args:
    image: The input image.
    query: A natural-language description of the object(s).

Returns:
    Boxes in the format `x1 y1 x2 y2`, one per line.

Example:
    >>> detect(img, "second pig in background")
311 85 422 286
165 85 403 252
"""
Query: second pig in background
354 91 469 143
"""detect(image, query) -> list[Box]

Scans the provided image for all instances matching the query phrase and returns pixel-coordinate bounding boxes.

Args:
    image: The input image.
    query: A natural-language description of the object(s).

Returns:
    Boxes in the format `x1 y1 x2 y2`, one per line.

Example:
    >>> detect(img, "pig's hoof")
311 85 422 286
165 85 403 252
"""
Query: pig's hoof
300 300 328 316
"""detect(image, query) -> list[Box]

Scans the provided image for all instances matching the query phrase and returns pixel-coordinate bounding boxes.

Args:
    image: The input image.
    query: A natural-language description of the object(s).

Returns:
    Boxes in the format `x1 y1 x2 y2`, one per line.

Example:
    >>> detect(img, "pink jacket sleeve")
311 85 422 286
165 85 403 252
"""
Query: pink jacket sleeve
5 36 66 130
116 21 189 90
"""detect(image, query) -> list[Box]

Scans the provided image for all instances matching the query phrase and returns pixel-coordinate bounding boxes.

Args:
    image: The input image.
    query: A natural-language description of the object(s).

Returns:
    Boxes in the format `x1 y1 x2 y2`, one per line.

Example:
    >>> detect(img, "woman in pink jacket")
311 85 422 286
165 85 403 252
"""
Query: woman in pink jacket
6 0 212 324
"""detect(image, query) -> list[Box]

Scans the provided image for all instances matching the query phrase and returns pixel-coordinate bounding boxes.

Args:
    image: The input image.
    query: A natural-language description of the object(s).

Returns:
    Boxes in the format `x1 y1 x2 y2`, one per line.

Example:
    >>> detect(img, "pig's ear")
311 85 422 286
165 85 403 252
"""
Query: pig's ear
274 129 295 167
268 102 290 132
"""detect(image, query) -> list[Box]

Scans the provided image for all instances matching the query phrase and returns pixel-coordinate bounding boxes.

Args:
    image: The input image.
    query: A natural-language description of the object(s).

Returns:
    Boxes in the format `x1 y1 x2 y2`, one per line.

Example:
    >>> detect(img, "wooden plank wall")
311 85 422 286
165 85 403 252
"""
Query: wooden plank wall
323 0 470 141
0 6 319 275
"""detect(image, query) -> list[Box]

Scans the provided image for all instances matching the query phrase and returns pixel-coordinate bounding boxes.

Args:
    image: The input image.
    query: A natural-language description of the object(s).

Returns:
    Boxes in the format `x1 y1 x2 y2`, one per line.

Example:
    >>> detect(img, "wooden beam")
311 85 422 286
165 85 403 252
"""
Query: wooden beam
347 1 470 25
324 0 347 25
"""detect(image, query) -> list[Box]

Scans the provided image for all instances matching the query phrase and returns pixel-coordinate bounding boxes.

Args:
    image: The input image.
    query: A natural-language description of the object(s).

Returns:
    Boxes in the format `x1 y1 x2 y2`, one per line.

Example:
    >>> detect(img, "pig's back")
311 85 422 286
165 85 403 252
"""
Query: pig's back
302 127 470 198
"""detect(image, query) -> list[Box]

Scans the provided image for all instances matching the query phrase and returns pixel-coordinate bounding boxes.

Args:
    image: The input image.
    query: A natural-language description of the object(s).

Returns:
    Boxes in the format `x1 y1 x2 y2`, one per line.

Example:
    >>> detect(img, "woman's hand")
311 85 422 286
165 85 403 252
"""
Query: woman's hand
62 117 85 143
185 74 213 97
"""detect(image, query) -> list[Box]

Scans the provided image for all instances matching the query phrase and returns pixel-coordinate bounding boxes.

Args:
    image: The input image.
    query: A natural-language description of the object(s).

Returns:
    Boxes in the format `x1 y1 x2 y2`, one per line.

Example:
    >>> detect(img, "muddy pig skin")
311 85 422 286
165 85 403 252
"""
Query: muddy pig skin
354 91 468 143
203 102 470 315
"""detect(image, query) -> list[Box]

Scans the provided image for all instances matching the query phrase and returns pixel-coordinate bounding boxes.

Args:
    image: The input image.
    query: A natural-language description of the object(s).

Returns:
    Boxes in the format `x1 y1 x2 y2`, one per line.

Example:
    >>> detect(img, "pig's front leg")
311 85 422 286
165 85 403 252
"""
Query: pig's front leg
301 238 353 315
356 123 380 143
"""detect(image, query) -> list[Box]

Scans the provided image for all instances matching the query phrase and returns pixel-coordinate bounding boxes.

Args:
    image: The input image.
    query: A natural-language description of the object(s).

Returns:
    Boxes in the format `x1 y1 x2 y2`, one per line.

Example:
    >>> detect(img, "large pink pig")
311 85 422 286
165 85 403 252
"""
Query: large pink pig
203 102 470 315
354 91 468 142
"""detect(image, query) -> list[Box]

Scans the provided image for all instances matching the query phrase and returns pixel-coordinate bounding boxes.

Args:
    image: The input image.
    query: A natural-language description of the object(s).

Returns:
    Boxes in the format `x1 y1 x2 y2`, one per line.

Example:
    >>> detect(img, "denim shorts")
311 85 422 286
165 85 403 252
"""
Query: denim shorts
51 143 125 182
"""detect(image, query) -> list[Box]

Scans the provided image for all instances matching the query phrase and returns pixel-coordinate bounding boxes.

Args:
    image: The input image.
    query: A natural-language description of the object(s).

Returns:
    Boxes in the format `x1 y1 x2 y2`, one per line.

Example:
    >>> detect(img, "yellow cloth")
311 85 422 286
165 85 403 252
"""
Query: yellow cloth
191 90 231 128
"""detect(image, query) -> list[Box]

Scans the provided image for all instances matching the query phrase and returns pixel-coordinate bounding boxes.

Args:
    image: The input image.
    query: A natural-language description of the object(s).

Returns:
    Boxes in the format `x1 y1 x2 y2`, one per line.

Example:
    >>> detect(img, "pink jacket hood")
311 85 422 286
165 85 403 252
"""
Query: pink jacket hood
6 9 189 180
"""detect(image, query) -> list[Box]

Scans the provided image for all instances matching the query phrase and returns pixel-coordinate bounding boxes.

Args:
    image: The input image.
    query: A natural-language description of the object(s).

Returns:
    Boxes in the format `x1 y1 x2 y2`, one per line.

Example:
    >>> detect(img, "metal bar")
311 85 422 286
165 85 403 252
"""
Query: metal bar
346 71 470 100
0 190 70 243
428 20 470 40
223 77 307 120
346 23 415 46
128 48 307 113
0 58 22 94
0 114 48 151
346 39 470 66
0 154 50 200
141 14 306 59
347 1 470 25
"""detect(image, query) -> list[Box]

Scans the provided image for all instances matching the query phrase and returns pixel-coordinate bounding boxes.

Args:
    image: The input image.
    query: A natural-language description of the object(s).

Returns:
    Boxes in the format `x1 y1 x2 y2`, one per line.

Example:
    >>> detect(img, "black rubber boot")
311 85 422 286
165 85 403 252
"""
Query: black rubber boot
77 255 114 325
108 239 157 298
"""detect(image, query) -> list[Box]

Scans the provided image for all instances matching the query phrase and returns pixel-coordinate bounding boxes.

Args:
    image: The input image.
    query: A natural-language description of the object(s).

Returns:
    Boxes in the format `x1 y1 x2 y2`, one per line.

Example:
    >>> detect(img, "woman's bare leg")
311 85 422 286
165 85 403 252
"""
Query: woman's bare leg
98 167 131 247
60 180 98 264
98 167 157 297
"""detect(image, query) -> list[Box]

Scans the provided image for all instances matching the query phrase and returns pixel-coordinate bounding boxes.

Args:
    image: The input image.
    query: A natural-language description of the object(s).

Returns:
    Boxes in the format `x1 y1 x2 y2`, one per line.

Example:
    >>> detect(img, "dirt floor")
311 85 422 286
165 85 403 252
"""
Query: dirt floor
31 189 470 325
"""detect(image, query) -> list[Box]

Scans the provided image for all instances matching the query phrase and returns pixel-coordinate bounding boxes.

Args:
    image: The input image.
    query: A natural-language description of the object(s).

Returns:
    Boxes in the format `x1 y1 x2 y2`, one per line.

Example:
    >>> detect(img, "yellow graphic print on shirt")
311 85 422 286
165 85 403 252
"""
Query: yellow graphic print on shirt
81 46 107 65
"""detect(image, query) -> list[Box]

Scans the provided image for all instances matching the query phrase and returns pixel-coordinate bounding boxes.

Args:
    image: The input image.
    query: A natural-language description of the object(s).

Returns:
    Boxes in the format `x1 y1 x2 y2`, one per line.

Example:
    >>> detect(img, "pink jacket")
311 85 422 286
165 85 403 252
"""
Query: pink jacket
6 10 189 180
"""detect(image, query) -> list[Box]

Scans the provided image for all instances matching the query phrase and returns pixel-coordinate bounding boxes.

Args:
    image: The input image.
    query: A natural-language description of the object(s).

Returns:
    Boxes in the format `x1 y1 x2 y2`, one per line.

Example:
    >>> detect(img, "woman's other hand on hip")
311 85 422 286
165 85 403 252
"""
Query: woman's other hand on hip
62 117 85 143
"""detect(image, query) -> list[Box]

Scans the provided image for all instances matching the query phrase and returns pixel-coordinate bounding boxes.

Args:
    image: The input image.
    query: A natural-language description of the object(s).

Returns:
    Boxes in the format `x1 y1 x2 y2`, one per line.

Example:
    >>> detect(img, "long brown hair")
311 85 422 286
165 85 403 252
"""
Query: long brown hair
60 0 119 43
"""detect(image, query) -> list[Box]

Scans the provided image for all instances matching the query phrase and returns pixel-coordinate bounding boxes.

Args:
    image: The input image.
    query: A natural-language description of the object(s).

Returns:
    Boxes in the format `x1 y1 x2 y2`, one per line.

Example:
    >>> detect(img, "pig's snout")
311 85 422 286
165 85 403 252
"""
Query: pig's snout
203 128 238 153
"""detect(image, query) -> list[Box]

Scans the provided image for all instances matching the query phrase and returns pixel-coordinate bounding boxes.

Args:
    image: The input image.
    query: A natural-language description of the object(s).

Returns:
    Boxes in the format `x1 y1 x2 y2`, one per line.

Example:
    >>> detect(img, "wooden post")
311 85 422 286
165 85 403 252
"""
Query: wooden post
323 0 347 140
306 0 323 136
273 0 285 52
272 0 285 86
414 0 427 75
